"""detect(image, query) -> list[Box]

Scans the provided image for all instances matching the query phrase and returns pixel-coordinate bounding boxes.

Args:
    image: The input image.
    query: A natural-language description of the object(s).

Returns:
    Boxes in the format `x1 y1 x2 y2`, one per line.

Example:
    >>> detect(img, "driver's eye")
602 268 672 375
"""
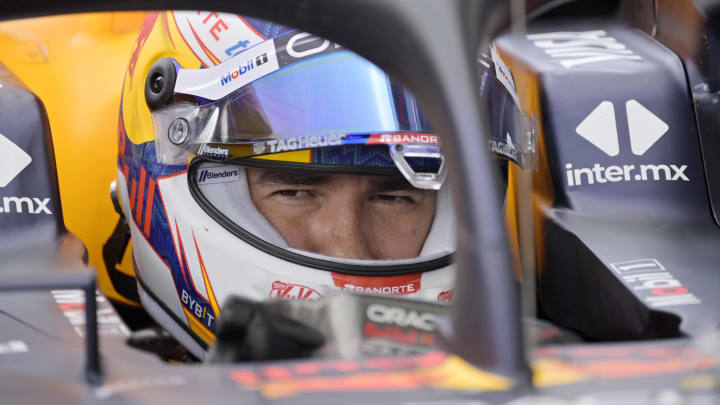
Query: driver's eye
370 194 414 204
274 190 312 198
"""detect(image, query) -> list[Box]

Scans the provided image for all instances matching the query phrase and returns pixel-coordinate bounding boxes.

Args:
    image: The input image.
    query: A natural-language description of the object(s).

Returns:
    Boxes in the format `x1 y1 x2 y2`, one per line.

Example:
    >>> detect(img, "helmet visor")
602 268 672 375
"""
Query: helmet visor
151 32 536 174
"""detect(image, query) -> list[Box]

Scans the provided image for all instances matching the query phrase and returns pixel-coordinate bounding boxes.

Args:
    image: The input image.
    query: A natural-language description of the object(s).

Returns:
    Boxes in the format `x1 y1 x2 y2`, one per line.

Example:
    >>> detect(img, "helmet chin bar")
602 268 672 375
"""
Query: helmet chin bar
389 143 447 190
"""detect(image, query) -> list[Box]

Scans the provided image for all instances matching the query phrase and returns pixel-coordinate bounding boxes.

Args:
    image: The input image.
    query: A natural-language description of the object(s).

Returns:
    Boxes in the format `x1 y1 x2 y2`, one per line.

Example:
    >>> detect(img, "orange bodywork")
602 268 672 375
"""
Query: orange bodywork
0 12 146 305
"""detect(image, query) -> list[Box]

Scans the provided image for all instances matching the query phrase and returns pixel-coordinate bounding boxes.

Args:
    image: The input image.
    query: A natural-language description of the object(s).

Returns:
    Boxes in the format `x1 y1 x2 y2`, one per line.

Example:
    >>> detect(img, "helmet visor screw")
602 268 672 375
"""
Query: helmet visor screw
168 118 190 145
150 73 165 94
395 144 404 152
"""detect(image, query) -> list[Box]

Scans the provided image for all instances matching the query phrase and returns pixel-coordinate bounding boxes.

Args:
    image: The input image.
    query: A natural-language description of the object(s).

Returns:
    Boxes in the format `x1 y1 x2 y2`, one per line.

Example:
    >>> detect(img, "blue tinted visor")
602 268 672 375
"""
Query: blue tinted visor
152 32 536 182
222 51 432 141
153 49 435 155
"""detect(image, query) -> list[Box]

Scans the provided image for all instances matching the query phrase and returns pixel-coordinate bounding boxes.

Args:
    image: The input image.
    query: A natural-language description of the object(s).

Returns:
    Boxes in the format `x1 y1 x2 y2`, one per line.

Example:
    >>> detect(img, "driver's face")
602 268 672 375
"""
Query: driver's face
247 168 436 260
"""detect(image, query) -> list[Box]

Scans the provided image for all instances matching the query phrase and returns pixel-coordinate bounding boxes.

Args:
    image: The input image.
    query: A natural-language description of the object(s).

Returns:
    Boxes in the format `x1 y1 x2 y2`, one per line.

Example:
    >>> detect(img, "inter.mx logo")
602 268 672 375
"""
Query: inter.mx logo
0 133 52 214
565 100 689 187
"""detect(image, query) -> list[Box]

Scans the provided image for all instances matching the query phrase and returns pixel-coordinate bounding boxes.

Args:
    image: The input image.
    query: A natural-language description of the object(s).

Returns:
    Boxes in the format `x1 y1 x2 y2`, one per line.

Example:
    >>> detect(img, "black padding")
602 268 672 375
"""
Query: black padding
145 58 177 111
207 296 325 363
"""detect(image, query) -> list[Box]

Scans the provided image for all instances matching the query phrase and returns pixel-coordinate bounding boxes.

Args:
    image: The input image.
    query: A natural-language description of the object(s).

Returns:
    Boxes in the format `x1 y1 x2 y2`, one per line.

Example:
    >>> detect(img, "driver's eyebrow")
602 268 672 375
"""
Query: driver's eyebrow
366 177 421 193
257 171 332 186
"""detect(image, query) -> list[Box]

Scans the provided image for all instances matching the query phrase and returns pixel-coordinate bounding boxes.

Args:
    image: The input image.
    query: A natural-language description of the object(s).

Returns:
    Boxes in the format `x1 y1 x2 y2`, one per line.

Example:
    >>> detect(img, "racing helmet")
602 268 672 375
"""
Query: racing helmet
115 11 535 358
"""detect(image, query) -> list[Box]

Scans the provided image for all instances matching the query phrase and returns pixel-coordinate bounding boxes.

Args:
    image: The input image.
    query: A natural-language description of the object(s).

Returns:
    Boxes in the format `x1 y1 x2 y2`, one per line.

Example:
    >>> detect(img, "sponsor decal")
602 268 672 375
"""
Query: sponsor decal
285 32 335 58
533 345 715 386
227 351 511 398
198 144 229 159
365 303 437 332
437 289 454 303
269 280 322 300
0 133 32 187
488 138 518 162
219 52 269 86
527 30 642 68
51 290 130 337
490 43 520 106
332 273 421 295
181 288 216 328
252 143 266 154
168 224 221 344
362 303 440 350
174 38 279 101
173 30 344 101
609 258 701 307
0 196 52 214
566 100 688 187
367 133 440 146
265 134 345 153
197 166 240 184
0 340 28 354
173 11 265 67
363 322 436 347
228 351 447 381
565 163 688 187
225 39 250 57
274 32 343 67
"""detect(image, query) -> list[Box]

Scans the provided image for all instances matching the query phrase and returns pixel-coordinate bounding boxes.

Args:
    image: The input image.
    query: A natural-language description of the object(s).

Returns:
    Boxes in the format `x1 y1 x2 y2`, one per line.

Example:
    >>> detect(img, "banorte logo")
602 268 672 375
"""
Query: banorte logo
366 133 440 146
331 273 421 295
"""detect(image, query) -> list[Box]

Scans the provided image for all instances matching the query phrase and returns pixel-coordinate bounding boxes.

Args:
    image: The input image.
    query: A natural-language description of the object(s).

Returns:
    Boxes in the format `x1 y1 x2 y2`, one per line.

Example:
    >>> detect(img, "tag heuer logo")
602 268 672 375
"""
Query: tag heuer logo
0 133 32 187
566 100 688 187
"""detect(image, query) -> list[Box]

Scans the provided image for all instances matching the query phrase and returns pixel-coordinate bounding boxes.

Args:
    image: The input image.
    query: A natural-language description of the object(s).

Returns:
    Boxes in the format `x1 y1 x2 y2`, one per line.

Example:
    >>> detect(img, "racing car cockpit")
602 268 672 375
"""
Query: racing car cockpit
0 1 718 403
106 11 538 361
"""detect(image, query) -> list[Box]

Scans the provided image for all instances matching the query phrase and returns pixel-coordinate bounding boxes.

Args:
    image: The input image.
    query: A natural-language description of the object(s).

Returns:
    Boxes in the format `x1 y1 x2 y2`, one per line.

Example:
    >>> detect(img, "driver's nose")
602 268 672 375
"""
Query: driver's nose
305 193 373 259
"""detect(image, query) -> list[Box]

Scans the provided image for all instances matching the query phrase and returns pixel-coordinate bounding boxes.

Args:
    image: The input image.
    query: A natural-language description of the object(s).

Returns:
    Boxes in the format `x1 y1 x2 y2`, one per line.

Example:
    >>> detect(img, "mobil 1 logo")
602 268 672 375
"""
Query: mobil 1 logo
565 100 689 187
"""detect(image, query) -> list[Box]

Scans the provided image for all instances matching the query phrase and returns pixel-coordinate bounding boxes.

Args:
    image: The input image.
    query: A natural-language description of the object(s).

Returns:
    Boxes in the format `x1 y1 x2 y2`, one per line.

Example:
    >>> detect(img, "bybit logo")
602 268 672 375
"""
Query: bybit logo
566 100 689 187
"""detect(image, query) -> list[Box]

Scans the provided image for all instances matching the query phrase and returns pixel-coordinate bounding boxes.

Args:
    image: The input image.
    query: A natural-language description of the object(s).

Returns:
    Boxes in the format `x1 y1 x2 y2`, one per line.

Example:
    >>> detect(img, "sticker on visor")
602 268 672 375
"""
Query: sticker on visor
174 31 345 101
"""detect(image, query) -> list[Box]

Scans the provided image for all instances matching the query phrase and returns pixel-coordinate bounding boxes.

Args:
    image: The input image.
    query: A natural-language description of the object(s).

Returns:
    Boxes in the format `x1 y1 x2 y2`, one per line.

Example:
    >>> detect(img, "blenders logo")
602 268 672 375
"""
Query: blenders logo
220 53 269 86
197 166 240 185
198 144 229 159
566 100 689 187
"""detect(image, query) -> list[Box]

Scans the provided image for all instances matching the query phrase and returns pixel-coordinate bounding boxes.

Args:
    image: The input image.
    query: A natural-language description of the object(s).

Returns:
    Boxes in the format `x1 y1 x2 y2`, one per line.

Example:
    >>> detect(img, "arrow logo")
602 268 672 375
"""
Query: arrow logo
576 101 619 156
575 100 668 156
0 133 32 187
626 100 669 155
